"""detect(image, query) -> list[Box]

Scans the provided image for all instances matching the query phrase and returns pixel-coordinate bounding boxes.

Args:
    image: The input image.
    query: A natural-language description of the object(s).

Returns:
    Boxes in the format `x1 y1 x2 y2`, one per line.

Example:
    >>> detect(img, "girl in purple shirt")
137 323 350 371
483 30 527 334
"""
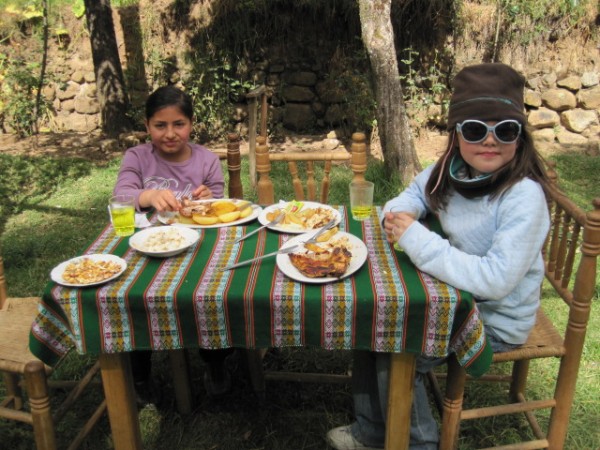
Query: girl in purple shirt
114 86 230 404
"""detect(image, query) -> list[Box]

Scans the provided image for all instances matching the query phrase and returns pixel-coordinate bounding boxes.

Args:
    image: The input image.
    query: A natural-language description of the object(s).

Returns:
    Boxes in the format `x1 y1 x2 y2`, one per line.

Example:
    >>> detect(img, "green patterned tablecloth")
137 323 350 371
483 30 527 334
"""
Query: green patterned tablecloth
30 207 492 376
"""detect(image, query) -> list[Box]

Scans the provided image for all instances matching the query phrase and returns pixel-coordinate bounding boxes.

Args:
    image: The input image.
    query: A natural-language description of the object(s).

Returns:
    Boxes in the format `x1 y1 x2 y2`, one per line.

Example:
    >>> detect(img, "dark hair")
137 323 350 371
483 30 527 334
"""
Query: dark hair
425 125 550 211
145 86 194 121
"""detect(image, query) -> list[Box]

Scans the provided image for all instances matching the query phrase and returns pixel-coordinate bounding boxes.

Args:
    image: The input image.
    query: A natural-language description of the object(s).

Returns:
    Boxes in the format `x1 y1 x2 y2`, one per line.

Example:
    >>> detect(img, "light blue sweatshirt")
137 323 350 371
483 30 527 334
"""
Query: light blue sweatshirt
383 165 550 345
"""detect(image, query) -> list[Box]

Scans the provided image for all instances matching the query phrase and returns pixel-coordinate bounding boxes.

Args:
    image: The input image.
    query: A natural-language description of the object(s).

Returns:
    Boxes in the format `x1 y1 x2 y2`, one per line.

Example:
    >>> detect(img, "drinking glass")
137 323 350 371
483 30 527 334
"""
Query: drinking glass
349 180 374 221
387 206 404 252
109 194 135 237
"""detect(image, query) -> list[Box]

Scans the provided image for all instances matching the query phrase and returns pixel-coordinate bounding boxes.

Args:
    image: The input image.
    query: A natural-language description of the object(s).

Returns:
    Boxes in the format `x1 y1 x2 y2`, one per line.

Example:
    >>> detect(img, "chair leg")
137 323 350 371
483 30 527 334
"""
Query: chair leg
25 360 57 450
169 349 193 414
439 355 466 450
3 371 23 409
243 348 266 401
509 359 529 402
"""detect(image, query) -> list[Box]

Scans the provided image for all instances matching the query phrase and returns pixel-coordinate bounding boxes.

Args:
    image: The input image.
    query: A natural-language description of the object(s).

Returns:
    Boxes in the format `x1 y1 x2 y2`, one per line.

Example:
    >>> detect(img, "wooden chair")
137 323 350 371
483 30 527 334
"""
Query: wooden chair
0 251 107 450
428 164 600 450
239 132 368 396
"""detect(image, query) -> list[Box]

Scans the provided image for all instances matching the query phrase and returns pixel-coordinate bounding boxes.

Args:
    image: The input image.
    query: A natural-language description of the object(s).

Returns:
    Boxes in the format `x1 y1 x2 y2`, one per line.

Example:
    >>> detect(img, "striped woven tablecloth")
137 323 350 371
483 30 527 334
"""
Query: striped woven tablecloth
30 206 492 377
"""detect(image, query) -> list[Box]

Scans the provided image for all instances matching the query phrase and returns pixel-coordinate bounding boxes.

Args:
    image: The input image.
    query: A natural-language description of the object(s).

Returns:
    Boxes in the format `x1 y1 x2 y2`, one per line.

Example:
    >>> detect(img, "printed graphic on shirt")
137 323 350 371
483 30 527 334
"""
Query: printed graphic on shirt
144 176 194 199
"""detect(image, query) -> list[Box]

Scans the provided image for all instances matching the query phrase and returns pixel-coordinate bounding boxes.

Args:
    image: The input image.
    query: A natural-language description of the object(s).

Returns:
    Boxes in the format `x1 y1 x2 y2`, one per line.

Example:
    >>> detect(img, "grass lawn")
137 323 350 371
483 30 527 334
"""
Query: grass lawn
0 151 598 449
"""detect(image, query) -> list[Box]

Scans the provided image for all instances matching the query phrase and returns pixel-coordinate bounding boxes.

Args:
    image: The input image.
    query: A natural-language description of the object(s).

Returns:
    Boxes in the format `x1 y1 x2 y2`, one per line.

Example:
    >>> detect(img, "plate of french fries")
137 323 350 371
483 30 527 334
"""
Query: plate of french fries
158 199 261 228
258 201 341 234
51 254 127 287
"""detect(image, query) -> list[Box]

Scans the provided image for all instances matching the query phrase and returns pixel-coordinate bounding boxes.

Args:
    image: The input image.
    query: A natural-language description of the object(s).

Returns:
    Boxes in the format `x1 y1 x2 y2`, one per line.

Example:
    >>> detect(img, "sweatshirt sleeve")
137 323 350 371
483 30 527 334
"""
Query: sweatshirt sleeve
113 148 147 211
382 165 434 219
398 180 550 300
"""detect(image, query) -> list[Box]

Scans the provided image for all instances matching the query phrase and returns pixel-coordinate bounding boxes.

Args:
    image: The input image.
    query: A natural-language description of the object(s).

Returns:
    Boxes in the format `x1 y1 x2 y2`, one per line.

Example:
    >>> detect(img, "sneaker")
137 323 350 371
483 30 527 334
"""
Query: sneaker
326 425 382 450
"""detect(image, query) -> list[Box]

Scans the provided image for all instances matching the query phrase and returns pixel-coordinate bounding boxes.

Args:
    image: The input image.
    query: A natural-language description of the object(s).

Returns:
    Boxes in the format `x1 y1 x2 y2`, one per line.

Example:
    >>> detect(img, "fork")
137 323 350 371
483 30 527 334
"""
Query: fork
302 219 337 245
233 211 285 244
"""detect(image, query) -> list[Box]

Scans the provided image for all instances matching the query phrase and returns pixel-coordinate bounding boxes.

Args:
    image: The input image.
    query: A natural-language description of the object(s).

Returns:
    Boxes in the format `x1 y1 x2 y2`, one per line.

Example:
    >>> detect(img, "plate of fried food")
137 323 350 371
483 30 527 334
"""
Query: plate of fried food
51 254 127 287
276 230 367 284
158 198 261 228
258 201 341 234
129 226 200 257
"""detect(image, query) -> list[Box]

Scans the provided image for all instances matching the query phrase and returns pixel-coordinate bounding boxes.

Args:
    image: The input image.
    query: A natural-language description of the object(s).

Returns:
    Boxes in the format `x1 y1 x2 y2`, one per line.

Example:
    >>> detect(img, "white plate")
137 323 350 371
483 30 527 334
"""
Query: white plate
258 201 342 234
157 199 262 229
129 226 200 257
276 231 367 284
51 254 127 287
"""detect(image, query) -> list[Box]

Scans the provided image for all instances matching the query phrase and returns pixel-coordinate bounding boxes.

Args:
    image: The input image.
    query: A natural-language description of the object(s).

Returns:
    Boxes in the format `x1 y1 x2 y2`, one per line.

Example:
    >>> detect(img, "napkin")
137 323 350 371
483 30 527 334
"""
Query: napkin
135 213 152 228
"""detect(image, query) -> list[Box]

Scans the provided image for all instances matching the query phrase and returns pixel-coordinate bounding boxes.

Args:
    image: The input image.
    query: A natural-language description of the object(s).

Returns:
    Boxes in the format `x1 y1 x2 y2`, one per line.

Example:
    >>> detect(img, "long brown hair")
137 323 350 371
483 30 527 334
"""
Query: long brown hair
425 125 550 211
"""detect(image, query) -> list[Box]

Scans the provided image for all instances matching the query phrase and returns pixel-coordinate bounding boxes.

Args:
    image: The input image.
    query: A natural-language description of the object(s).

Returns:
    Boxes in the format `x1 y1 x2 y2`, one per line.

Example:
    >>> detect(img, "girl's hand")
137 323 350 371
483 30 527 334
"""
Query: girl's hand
192 185 213 200
384 211 416 243
140 189 180 212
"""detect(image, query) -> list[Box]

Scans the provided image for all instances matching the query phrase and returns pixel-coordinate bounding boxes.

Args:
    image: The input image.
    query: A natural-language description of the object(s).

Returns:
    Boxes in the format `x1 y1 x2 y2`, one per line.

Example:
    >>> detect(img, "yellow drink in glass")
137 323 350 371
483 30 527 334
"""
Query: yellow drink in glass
351 205 372 220
111 206 135 236
109 195 135 237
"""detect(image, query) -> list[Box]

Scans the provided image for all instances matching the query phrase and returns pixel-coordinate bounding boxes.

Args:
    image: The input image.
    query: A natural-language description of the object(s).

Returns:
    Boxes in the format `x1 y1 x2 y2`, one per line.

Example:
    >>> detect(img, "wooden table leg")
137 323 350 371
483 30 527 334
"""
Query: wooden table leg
99 353 142 450
385 352 416 450
169 349 193 414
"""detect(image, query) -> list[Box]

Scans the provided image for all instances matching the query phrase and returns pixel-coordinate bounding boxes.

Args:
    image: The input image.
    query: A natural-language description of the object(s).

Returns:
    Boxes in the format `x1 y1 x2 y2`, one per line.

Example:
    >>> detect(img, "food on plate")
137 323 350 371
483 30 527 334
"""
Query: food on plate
288 235 352 278
62 258 122 285
266 204 337 229
173 198 252 225
138 228 189 252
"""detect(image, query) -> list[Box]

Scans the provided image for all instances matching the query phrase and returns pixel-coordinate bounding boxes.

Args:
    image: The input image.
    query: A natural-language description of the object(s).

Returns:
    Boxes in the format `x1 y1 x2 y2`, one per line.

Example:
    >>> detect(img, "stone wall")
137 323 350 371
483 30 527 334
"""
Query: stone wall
41 58 600 153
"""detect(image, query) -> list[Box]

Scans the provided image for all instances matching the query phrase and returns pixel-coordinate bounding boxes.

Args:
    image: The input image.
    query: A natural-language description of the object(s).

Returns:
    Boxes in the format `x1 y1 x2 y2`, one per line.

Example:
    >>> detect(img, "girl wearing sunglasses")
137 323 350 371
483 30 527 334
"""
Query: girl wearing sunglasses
327 63 550 450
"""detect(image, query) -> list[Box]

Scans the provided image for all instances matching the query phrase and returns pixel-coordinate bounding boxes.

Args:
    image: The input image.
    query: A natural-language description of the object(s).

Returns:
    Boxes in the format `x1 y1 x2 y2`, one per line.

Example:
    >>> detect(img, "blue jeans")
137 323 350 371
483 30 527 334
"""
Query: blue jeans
349 334 517 449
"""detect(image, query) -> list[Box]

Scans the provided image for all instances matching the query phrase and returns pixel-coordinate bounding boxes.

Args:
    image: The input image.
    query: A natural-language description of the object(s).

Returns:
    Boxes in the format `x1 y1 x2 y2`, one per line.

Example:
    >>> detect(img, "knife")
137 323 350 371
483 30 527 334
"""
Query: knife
233 211 284 244
222 245 299 271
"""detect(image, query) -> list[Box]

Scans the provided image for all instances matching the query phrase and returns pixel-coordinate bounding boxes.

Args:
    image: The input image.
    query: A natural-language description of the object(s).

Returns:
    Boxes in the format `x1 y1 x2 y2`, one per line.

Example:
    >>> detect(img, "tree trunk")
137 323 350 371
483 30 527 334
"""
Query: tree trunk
83 0 131 137
358 0 422 183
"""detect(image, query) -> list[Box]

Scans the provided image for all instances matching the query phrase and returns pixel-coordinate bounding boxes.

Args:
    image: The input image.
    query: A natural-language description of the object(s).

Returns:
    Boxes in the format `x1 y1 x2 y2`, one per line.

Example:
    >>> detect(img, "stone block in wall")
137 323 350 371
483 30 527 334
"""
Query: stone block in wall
62 99 75 112
581 72 599 88
84 71 96 83
282 85 315 102
528 107 560 129
524 89 542 107
56 81 80 101
542 72 557 88
532 127 556 143
315 80 345 104
557 75 582 91
577 85 600 110
312 101 325 118
561 108 598 133
74 93 100 114
283 103 315 131
556 127 588 145
55 112 99 133
285 71 318 87
42 85 56 102
541 88 577 111
71 71 85 83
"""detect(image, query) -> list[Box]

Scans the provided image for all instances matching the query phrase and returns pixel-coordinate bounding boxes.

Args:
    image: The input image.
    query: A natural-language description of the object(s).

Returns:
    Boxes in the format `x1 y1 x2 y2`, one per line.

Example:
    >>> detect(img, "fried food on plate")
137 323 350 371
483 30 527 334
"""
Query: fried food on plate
177 199 252 225
289 236 352 278
62 258 122 284
266 205 336 229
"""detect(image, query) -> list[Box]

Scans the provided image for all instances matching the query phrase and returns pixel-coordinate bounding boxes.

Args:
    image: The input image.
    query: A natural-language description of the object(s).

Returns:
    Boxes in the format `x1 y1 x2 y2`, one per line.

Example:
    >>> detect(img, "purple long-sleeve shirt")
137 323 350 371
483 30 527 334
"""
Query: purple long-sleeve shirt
113 142 225 211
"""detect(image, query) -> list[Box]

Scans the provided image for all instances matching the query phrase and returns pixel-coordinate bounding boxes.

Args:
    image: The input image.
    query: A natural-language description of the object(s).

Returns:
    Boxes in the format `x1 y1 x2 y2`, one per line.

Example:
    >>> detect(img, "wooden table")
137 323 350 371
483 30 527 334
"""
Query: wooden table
30 206 492 449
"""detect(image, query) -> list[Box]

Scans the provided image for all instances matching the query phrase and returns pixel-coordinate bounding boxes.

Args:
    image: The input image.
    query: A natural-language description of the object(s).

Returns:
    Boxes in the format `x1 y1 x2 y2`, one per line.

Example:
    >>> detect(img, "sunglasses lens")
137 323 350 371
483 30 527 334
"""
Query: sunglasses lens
460 122 488 142
495 121 521 142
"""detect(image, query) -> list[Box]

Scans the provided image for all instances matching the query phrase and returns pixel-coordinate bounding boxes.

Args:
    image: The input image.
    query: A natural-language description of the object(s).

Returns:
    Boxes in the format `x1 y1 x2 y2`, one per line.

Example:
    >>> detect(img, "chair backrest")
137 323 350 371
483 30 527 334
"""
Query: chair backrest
541 163 600 444
254 132 368 205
